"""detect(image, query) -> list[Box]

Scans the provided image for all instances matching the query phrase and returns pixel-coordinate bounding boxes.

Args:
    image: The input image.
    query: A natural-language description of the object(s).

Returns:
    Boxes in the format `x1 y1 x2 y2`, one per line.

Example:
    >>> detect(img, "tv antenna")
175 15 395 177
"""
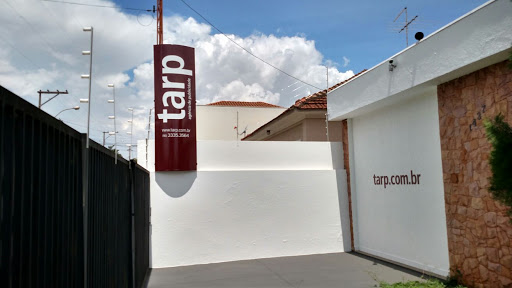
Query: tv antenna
393 7 418 47
235 111 248 141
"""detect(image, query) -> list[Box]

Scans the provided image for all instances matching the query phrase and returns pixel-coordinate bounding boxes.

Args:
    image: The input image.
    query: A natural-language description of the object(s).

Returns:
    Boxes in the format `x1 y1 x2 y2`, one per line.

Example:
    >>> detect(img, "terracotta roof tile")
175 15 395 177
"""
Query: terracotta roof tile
242 70 367 140
292 69 368 110
206 101 283 108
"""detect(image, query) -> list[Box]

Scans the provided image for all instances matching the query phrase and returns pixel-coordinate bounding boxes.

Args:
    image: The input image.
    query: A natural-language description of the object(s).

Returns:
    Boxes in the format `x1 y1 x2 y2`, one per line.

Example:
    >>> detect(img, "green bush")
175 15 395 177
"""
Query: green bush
379 279 466 288
484 114 512 219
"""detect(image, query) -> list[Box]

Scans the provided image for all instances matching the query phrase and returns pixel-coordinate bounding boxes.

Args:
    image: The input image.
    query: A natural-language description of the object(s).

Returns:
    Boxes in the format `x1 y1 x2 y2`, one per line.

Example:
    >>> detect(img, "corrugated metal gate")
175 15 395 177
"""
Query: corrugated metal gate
0 85 150 287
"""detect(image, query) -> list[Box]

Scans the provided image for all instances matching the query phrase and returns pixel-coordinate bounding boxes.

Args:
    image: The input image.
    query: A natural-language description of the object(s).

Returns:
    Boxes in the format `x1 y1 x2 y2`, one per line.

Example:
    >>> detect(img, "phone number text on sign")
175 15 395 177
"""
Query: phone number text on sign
162 128 190 138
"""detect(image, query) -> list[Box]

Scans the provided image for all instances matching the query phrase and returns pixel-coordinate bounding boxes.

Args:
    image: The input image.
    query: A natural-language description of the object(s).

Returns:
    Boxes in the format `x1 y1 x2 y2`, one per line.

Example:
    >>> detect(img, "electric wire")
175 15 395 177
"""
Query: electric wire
34 1 88 109
4 0 61 56
0 34 43 70
0 1 141 137
137 11 154 26
39 1 70 35
0 35 73 110
64 119 133 140
178 0 322 91
2 0 79 110
39 0 83 37
41 0 152 12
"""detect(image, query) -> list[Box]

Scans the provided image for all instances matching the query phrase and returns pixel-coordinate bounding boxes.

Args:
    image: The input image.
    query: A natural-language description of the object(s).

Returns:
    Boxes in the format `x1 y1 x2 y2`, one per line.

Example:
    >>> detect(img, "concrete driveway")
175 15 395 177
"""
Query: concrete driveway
146 252 427 288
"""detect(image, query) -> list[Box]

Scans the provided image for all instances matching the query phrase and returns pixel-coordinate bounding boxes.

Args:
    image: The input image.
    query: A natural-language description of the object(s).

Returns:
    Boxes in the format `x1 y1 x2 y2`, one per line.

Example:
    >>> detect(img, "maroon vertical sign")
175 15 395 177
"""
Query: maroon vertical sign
154 44 197 171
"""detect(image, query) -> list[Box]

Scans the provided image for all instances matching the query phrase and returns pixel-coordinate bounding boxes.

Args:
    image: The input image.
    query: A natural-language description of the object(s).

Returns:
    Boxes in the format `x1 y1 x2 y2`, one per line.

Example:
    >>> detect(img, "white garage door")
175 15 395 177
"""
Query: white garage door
350 91 450 276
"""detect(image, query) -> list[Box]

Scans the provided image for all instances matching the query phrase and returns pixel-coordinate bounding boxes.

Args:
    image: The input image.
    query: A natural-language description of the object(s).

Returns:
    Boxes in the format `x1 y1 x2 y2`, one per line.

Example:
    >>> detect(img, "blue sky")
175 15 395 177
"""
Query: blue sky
114 0 488 73
0 0 491 156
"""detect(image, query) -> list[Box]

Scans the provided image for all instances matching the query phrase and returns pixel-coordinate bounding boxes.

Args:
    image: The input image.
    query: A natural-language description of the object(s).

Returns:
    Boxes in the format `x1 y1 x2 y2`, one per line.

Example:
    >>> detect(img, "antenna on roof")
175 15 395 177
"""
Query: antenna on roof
280 80 300 91
393 7 418 47
291 84 306 92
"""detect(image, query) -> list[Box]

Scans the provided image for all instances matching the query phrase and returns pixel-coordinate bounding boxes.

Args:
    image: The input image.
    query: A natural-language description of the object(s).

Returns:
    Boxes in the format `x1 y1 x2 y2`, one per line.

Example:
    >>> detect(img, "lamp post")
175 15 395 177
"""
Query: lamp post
108 84 117 164
55 105 80 118
127 107 134 160
82 27 93 148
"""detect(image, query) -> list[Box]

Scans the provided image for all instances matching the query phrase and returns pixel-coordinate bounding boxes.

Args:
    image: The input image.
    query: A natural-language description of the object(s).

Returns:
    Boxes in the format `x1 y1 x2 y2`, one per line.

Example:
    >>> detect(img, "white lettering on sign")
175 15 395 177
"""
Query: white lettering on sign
157 55 192 123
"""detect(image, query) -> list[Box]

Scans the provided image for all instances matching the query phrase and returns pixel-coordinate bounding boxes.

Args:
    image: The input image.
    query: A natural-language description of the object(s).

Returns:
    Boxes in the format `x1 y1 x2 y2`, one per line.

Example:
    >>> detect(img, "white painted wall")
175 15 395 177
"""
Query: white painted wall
196 105 285 141
328 0 512 120
138 140 343 172
151 170 349 268
138 140 350 268
351 92 449 276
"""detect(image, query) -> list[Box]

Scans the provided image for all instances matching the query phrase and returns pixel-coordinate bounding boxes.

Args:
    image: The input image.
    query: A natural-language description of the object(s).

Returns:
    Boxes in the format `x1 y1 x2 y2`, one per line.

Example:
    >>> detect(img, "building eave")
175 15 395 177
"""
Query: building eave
328 0 512 121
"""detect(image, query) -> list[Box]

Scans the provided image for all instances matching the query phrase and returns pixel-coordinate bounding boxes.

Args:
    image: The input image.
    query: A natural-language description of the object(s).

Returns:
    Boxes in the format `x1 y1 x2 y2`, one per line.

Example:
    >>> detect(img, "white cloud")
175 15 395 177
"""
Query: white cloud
343 56 350 67
213 80 280 104
0 0 354 158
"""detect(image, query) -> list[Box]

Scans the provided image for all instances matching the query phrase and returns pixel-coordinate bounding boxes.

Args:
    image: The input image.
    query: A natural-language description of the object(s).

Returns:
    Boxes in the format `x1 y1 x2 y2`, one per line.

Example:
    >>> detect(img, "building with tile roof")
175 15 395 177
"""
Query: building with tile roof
197 101 285 141
242 70 367 141
206 101 283 108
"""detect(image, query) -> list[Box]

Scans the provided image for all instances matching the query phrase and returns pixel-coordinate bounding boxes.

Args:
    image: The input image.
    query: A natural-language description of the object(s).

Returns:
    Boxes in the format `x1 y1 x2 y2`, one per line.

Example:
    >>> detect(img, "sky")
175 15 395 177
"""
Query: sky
0 0 489 158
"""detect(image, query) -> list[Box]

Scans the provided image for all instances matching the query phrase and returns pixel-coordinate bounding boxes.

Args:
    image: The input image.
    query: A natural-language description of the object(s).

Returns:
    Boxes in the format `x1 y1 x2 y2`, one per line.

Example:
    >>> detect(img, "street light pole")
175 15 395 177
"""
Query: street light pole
128 108 134 160
55 106 80 118
82 27 93 148
108 84 117 164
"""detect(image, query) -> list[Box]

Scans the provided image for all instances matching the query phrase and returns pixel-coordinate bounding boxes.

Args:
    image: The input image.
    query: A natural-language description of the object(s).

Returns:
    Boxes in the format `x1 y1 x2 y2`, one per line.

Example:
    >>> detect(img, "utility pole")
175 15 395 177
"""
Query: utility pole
38 90 69 108
157 0 163 44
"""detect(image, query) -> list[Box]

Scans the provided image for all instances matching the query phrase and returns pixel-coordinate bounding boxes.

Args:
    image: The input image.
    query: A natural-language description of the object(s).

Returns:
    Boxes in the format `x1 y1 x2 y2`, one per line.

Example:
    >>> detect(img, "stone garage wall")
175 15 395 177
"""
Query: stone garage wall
438 60 512 287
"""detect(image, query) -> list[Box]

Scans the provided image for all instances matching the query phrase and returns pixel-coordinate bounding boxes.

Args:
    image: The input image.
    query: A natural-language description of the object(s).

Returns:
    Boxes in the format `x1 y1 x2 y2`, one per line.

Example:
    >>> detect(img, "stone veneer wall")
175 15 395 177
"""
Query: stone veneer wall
438 60 512 288
341 120 354 251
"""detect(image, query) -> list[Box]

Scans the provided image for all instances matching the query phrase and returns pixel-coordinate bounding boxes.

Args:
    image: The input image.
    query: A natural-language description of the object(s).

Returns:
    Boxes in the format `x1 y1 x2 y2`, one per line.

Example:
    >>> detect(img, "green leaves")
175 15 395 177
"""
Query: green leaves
379 279 466 288
484 114 512 218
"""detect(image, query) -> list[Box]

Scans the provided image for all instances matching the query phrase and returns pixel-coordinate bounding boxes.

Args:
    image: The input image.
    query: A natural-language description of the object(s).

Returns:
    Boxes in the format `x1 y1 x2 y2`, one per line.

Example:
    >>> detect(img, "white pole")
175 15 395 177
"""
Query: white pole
114 86 117 164
85 27 93 148
129 108 133 160
108 84 117 164
325 66 330 141
146 107 153 169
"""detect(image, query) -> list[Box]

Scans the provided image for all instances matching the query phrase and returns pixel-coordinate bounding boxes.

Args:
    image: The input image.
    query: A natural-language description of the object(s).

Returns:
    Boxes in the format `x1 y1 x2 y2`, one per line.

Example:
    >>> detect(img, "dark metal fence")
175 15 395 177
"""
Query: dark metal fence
0 85 150 287
131 164 150 288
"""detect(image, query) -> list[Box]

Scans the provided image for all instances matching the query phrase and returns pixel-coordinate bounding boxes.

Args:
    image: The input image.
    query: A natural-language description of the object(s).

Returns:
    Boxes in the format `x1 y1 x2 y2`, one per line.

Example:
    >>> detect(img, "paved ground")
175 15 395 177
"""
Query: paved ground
146 252 427 288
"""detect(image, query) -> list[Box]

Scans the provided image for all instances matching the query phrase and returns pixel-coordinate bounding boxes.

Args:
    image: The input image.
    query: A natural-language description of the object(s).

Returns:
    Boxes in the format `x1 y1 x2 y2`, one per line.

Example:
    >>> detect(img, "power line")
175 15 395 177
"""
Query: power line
3 0 61 55
39 0 79 35
41 0 153 12
0 34 43 70
1 1 83 110
178 0 322 91
0 38 74 110
40 0 87 29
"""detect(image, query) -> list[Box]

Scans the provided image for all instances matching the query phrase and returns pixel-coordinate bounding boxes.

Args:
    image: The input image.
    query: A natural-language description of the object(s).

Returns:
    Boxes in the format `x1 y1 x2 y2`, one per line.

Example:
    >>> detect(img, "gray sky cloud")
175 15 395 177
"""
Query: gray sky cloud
0 0 354 158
